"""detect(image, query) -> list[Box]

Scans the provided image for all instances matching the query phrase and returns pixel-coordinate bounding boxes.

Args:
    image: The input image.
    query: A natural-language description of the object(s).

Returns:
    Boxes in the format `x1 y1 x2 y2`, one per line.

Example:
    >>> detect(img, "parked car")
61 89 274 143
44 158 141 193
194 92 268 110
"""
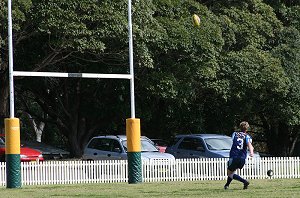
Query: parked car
21 141 70 160
165 134 260 159
82 135 175 161
0 135 44 162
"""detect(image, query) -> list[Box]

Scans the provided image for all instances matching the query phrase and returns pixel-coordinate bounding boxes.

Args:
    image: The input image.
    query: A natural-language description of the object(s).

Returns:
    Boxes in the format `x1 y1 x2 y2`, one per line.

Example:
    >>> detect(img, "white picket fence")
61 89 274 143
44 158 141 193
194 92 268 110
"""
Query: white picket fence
0 157 299 186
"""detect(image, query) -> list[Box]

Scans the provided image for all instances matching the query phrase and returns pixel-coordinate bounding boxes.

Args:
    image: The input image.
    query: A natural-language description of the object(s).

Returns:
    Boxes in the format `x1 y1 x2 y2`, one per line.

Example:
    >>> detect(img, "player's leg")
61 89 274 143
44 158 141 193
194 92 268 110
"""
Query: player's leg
231 159 249 189
224 158 236 189
232 174 249 189
224 169 234 189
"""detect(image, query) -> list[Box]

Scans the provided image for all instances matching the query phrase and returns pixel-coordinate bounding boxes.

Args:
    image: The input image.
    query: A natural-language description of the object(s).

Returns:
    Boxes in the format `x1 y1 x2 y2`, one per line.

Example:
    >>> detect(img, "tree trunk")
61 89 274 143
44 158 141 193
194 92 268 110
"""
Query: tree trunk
24 112 45 142
277 122 290 156
261 116 277 155
289 135 299 156
68 133 83 157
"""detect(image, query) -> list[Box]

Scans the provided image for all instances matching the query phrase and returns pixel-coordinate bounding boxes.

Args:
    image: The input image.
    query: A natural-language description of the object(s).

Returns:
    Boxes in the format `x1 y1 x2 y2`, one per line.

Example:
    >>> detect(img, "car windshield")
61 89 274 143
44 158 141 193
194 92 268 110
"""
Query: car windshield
168 137 181 146
204 137 232 150
122 139 158 152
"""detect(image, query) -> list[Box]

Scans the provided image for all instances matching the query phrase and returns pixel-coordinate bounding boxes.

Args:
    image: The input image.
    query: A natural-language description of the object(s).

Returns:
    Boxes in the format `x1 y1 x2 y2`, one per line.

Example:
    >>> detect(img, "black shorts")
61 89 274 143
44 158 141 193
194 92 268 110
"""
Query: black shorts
227 158 246 171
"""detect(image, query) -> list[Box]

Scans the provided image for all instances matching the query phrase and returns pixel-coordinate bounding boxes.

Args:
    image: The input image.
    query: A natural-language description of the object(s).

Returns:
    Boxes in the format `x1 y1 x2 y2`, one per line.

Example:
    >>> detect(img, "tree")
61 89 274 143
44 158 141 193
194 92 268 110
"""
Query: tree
2 0 300 157
0 0 33 133
14 0 225 155
134 0 225 137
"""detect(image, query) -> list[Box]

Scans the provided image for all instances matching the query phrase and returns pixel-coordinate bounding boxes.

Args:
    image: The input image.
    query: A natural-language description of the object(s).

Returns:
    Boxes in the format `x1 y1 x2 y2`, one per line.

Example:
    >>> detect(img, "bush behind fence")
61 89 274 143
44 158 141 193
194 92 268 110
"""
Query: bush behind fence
0 157 299 186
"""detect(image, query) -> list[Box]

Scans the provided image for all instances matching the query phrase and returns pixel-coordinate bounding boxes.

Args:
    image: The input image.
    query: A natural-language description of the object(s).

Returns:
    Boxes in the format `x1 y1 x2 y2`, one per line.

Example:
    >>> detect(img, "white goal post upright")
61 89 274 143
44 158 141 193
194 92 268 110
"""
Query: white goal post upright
6 0 21 189
128 0 135 119
8 0 15 118
126 0 142 184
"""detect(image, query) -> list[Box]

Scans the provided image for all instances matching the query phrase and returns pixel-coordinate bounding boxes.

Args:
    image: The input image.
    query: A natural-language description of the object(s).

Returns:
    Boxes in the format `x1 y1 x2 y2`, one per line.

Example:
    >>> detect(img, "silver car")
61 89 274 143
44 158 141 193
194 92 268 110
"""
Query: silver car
82 135 175 161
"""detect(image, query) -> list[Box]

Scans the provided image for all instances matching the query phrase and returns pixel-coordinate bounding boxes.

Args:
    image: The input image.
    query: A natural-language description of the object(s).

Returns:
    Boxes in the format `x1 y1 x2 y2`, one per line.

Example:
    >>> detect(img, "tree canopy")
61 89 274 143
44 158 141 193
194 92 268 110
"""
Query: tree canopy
1 0 300 157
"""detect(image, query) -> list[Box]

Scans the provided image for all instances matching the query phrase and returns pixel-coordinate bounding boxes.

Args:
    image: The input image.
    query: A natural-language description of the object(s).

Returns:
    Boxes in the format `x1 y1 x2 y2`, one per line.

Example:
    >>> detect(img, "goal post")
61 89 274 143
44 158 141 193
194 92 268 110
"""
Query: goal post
6 0 142 188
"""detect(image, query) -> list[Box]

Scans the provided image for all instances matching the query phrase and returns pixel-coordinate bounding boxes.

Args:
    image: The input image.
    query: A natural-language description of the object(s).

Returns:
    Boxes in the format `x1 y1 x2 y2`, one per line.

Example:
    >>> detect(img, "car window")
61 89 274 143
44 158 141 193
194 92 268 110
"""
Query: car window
87 138 123 152
110 140 122 153
141 140 158 152
204 137 232 150
178 137 204 151
141 136 155 145
87 138 111 151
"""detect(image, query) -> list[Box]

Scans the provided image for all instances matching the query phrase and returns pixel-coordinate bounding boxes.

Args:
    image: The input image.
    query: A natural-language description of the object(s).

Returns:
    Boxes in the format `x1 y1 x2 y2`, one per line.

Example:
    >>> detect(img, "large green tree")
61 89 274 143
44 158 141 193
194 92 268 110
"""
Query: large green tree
136 0 224 137
1 0 300 157
202 0 300 156
267 3 300 156
0 0 33 133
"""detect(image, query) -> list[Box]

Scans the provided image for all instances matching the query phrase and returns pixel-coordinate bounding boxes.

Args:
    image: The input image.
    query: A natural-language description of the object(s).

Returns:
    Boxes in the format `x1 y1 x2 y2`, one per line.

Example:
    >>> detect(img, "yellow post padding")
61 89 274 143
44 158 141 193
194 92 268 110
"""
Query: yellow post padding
126 118 141 152
5 118 20 154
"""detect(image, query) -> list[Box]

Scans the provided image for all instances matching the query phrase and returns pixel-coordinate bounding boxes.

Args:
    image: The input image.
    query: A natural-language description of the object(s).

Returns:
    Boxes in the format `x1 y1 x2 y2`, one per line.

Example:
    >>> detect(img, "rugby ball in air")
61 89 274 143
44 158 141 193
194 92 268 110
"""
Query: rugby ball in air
192 14 200 27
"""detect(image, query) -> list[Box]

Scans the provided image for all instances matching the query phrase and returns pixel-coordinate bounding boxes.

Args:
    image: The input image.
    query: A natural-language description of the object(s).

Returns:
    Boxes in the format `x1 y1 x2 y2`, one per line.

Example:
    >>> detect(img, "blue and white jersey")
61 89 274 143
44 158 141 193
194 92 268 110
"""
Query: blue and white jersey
229 132 252 159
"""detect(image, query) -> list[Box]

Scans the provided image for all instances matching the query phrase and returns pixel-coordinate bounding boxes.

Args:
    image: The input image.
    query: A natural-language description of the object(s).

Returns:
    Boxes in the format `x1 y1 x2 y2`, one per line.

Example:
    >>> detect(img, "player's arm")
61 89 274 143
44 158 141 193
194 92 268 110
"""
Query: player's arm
231 132 236 140
246 135 254 157
247 142 254 157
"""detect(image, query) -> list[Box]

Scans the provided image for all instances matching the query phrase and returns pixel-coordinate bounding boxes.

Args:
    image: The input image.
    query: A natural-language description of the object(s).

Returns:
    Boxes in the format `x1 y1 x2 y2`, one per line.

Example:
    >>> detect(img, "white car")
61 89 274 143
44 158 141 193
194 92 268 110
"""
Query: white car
82 135 175 161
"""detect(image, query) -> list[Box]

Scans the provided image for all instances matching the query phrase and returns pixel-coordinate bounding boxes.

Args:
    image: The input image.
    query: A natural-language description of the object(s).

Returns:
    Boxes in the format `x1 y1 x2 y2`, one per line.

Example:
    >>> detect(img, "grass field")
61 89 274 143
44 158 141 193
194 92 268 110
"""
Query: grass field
1 179 299 198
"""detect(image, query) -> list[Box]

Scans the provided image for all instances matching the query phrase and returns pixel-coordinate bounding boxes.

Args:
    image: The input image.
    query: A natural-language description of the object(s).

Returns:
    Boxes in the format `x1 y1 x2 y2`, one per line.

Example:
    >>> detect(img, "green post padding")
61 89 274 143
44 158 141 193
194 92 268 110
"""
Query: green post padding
6 154 21 188
128 152 142 183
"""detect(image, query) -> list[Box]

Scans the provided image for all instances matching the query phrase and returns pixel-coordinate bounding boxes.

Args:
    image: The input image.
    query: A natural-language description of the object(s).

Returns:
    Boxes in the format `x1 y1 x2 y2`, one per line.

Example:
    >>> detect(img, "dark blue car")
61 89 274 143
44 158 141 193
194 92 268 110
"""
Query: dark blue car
165 134 260 159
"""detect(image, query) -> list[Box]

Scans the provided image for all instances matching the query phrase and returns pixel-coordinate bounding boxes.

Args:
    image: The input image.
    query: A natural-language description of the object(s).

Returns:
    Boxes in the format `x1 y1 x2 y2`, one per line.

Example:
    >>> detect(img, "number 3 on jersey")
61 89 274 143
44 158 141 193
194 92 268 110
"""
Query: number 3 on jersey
236 138 244 150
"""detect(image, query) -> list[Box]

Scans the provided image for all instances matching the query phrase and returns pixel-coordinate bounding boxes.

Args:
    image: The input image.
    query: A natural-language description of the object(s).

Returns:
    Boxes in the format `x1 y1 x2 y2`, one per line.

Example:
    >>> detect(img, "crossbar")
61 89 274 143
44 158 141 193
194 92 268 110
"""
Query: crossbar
13 71 132 79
